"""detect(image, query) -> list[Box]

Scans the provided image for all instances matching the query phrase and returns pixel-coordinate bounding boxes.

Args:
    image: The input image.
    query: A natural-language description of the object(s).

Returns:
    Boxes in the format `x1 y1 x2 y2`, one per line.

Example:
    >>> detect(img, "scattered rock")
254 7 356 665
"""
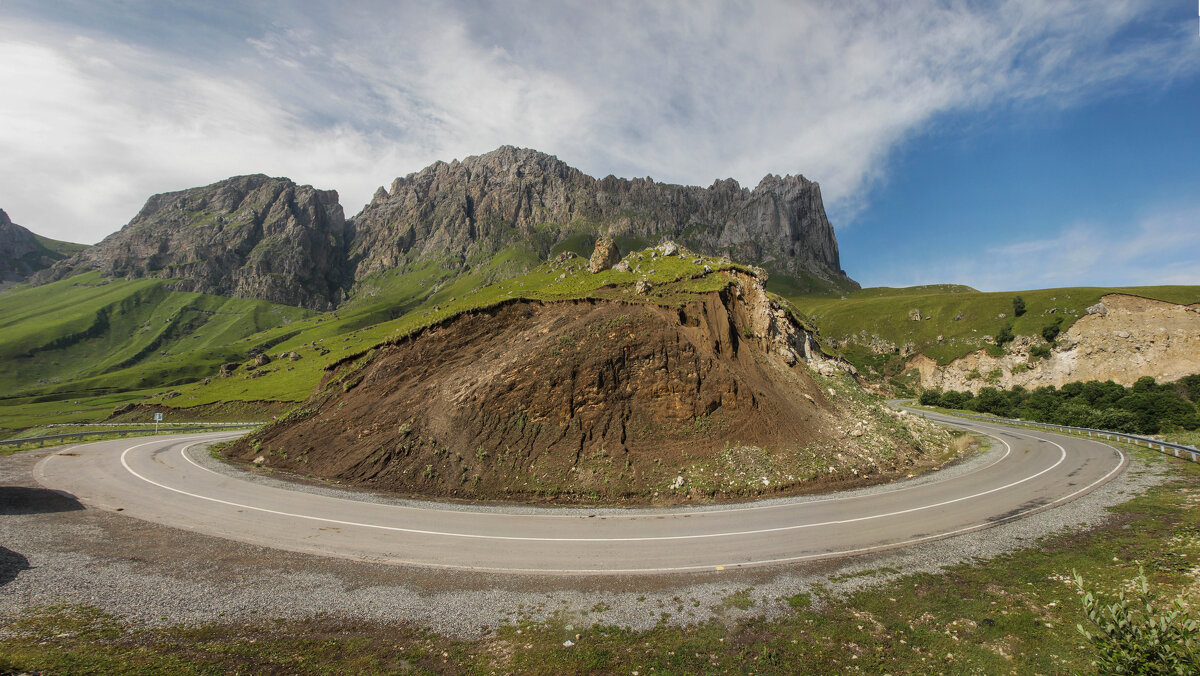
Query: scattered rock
953 313 964 321
613 260 631 273
656 240 679 256
703 265 712 273
287 351 302 361
252 456 266 465
588 235 621 273
252 353 271 368
908 308 921 322
1086 302 1107 317
634 279 653 295
998 313 1007 319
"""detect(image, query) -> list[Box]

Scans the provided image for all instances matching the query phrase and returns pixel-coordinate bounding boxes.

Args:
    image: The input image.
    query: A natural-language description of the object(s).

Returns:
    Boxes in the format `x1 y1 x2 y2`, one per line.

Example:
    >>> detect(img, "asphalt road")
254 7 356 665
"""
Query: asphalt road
32 411 1126 575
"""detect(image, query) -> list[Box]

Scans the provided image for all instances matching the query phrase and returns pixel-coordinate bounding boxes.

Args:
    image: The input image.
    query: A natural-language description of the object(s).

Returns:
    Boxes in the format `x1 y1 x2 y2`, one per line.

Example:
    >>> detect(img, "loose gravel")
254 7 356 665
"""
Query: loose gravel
0 426 1172 639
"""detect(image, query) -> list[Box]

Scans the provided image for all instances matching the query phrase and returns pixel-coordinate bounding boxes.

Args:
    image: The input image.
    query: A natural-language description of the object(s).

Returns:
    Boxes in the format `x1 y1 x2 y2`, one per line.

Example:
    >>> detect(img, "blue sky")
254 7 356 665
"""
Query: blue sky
0 1 1197 290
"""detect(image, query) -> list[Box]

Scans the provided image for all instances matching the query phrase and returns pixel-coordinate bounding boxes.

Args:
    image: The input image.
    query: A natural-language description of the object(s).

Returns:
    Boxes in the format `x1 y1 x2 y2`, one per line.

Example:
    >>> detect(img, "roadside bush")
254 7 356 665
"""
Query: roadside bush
920 376 1200 434
1074 568 1199 674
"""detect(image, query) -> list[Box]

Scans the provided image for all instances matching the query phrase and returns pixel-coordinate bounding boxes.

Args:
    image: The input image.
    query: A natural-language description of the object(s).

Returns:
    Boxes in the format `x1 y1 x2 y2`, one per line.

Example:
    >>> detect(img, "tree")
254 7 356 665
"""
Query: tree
1012 296 1026 317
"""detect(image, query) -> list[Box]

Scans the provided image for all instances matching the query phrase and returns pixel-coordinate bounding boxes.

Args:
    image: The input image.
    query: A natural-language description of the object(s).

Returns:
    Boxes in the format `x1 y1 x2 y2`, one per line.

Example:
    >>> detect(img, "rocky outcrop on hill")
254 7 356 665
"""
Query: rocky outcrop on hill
227 271 933 505
908 294 1200 392
348 146 856 292
0 209 79 286
32 175 350 310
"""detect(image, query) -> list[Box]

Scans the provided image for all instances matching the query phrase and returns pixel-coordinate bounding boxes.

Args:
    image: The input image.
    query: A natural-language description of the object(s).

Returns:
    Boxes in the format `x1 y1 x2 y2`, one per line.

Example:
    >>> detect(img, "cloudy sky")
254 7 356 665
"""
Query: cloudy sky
1 0 1197 290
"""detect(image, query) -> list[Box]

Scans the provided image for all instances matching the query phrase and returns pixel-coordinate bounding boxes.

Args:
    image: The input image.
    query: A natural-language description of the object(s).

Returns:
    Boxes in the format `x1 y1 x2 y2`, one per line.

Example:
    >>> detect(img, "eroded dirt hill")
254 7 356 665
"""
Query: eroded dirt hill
227 270 951 504
909 294 1200 392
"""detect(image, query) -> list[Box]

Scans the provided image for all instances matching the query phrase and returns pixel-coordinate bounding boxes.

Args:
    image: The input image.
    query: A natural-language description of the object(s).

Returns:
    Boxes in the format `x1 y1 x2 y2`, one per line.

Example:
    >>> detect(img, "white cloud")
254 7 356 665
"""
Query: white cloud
880 202 1200 291
0 1 1196 245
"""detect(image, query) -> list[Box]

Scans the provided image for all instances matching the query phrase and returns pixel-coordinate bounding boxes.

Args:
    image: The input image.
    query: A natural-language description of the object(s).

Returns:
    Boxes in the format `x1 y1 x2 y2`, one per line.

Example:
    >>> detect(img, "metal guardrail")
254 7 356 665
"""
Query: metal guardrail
0 424 260 450
917 408 1200 463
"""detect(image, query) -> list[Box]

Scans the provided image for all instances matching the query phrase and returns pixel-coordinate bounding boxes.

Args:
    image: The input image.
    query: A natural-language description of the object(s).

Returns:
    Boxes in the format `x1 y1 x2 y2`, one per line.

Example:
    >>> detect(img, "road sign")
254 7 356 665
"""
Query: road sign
154 413 163 422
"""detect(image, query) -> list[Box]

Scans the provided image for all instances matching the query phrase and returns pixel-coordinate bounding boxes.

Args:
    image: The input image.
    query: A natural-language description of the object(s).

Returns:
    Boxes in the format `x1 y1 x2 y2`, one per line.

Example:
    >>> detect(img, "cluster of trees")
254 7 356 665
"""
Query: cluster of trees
920 376 1200 434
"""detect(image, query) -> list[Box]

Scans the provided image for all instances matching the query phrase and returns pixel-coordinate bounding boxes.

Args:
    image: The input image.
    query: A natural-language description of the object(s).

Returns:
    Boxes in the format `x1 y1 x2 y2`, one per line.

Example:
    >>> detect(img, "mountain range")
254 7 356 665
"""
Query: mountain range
13 146 856 310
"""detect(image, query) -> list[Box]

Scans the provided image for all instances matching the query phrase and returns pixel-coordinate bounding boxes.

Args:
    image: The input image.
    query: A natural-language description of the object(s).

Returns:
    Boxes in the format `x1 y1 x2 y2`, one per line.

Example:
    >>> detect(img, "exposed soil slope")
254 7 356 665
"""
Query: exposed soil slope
909 294 1200 392
228 272 950 504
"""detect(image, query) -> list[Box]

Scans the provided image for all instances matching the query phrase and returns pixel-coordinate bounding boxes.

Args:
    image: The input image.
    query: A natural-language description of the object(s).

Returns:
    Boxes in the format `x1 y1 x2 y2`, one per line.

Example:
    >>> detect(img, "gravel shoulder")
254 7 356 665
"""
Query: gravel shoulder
0 428 1169 638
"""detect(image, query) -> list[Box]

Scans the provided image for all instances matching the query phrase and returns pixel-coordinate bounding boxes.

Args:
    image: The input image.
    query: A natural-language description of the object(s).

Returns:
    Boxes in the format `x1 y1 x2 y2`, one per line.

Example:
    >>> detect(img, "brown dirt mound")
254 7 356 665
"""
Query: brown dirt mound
227 288 951 504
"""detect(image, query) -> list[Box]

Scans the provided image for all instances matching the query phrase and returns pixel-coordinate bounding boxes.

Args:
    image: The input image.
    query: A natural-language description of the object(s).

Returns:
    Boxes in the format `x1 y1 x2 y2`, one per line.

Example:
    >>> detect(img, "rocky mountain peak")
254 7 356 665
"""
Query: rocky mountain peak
33 175 351 310
0 209 83 285
350 146 857 292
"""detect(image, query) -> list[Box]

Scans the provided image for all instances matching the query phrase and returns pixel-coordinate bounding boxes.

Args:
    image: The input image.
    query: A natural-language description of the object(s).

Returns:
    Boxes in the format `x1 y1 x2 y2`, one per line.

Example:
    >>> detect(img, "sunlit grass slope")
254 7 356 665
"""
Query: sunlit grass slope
790 284 1200 376
0 246 753 432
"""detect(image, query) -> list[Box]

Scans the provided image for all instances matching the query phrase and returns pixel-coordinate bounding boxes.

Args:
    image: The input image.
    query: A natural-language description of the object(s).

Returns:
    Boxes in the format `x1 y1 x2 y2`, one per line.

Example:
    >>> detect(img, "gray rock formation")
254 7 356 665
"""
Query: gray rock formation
588 235 620 272
349 146 856 292
0 209 80 285
32 175 350 310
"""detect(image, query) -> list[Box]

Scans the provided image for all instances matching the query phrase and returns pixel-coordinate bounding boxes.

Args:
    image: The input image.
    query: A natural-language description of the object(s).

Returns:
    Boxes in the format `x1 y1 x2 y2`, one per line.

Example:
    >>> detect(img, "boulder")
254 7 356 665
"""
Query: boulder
588 235 621 273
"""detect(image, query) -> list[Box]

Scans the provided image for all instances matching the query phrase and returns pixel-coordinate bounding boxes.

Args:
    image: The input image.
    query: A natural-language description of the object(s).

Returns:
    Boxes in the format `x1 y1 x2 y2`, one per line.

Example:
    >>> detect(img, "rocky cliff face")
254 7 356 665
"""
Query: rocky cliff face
33 175 350 310
908 294 1200 392
349 146 855 291
0 209 74 285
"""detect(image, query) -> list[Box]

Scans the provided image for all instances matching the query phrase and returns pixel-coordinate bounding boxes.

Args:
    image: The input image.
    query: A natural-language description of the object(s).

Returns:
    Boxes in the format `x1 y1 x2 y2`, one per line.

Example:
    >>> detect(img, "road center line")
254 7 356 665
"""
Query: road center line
117 433 1077 543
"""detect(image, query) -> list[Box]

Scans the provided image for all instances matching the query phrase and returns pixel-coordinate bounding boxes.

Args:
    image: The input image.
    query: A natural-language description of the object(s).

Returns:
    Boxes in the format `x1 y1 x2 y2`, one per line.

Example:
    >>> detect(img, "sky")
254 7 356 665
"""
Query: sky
0 0 1197 290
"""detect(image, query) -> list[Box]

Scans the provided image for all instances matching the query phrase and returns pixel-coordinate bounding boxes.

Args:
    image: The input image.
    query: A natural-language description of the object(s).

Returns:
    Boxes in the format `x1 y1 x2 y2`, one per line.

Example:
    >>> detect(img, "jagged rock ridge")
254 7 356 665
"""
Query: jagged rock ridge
0 209 83 286
29 147 856 309
349 146 856 292
33 175 350 310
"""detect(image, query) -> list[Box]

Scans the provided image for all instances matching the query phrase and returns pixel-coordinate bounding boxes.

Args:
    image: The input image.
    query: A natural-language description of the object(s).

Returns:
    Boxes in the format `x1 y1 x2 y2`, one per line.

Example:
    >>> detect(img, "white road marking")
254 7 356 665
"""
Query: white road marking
122 433 1065 543
176 420 1013 518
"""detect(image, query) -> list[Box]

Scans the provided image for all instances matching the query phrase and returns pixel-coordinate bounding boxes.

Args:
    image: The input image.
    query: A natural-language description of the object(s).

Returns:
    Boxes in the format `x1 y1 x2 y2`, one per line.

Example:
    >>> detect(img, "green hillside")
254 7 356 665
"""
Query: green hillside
789 284 1200 380
31 233 88 257
0 247 754 435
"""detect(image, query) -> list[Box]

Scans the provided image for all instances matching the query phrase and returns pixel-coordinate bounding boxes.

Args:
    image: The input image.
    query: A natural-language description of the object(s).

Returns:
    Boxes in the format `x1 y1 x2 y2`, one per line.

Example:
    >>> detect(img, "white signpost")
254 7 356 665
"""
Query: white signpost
154 412 163 433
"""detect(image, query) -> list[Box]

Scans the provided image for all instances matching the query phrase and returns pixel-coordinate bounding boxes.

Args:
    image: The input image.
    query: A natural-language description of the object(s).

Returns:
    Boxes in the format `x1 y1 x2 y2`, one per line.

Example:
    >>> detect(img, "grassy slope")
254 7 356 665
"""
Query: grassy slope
790 284 1200 375
31 233 89 257
0 247 749 433
149 248 743 410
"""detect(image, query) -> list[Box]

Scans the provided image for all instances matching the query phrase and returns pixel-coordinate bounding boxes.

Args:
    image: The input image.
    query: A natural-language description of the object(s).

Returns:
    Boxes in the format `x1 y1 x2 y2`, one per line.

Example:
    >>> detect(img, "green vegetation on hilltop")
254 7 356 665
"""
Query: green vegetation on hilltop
0 246 752 434
789 284 1200 378
30 233 88 257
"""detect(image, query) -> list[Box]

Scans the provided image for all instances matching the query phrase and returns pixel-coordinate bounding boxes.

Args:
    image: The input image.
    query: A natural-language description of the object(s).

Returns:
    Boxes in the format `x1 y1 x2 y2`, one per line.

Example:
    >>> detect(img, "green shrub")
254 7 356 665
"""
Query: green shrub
995 322 1015 345
1074 568 1199 674
1030 343 1052 359
1012 296 1026 317
1042 317 1063 342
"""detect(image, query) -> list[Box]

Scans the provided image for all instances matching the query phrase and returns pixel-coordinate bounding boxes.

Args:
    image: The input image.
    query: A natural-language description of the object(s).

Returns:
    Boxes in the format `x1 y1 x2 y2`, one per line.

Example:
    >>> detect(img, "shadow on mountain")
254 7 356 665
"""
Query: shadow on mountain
0 486 84 515
0 546 30 587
